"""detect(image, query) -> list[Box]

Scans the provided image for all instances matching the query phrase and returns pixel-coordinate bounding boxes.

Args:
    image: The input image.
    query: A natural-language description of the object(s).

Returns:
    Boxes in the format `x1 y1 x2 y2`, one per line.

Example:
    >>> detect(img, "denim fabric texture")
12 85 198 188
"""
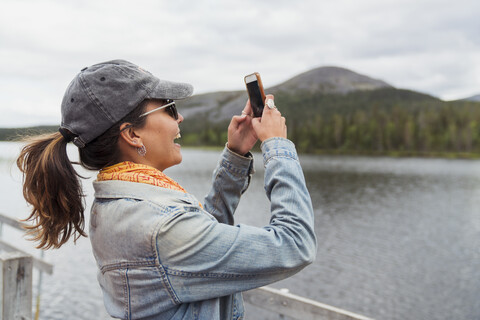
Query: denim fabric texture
89 138 317 319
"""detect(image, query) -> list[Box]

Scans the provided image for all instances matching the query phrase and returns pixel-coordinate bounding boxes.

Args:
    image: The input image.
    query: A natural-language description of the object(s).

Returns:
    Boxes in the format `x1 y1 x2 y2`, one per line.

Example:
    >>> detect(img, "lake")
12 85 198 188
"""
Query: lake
1 141 479 320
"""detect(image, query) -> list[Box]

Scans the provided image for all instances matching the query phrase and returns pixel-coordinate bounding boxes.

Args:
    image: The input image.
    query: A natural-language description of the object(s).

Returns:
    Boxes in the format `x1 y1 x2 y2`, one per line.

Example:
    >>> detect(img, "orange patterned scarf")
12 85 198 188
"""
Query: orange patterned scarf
97 161 187 193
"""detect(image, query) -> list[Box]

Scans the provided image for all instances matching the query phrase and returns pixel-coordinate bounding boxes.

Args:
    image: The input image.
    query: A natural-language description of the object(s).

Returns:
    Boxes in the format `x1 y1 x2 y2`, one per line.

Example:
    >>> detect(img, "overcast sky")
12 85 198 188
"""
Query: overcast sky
1 0 479 127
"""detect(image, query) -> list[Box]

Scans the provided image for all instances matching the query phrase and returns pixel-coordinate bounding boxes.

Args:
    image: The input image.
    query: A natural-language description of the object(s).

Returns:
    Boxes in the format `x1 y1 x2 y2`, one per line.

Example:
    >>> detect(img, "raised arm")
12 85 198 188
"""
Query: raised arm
203 100 258 224
155 137 316 303
155 96 316 302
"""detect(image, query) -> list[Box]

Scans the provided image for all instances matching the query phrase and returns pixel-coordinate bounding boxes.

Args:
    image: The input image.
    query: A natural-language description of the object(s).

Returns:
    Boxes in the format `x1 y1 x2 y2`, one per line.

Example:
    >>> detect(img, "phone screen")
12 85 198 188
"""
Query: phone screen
246 80 264 117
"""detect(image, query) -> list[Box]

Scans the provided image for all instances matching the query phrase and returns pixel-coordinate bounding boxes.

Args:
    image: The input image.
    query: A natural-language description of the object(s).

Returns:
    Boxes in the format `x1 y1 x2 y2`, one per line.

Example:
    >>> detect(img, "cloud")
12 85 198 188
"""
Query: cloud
0 0 479 126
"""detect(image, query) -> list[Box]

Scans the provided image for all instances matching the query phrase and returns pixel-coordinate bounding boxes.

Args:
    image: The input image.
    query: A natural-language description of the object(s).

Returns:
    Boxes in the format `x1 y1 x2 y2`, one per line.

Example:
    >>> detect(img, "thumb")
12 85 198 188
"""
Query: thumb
237 114 248 123
251 117 261 129
232 114 248 126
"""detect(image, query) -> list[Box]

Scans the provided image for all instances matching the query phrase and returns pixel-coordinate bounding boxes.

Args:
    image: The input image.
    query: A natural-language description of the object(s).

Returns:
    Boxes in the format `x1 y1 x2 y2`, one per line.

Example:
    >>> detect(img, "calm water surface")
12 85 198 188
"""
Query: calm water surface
1 142 479 320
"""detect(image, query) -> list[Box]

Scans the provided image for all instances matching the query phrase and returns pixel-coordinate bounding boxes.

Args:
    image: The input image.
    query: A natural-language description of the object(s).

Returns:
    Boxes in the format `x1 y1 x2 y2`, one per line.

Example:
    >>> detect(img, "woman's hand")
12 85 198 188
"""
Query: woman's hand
227 100 258 155
252 95 287 141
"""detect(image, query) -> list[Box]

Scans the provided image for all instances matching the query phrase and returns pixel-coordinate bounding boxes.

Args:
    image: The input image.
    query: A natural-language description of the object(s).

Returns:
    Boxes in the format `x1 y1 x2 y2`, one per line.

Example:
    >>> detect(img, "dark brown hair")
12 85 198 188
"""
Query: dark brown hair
16 100 153 249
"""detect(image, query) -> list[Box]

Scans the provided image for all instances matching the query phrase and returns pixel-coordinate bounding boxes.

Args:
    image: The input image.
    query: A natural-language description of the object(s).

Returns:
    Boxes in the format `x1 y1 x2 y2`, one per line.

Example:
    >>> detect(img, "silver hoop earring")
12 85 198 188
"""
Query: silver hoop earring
137 145 147 157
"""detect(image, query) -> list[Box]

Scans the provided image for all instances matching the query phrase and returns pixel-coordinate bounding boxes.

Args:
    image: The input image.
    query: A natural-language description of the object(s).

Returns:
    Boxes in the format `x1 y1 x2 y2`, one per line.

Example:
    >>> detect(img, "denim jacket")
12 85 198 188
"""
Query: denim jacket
89 138 317 320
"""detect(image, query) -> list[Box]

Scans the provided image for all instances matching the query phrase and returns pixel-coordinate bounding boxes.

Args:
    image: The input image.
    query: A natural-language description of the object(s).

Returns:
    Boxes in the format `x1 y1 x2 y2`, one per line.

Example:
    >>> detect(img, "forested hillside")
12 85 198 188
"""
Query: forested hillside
277 89 480 156
0 126 57 142
3 66 480 158
179 88 480 157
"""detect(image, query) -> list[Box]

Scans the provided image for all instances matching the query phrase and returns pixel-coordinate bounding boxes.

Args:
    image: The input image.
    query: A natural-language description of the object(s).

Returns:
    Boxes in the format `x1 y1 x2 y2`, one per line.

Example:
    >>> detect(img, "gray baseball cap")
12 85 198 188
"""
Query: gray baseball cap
60 59 194 148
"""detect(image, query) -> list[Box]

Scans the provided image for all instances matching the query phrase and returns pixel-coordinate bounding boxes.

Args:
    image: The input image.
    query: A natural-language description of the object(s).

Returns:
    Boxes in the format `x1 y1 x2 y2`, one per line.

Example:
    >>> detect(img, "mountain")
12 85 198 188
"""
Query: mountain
175 74 480 156
269 66 392 94
461 94 480 102
177 66 394 124
9 66 477 158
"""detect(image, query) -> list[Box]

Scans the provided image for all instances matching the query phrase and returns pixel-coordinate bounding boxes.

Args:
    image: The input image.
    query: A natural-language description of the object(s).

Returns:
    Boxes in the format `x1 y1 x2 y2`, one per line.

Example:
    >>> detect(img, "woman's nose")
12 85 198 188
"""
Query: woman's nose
177 113 184 123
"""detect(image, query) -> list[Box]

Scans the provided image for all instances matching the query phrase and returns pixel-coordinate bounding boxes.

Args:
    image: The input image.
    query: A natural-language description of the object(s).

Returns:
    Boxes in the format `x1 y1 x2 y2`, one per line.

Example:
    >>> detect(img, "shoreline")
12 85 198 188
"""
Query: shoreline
2 140 480 160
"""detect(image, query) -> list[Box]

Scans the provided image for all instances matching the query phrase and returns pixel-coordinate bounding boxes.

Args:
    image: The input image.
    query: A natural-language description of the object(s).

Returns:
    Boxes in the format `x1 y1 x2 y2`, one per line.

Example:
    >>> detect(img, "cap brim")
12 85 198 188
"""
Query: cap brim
148 79 194 100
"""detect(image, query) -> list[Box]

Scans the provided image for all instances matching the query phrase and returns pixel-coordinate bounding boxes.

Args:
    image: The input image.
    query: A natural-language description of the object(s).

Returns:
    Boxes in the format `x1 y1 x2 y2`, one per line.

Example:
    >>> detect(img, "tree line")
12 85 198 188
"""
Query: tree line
3 88 480 157
180 88 480 157
287 103 480 155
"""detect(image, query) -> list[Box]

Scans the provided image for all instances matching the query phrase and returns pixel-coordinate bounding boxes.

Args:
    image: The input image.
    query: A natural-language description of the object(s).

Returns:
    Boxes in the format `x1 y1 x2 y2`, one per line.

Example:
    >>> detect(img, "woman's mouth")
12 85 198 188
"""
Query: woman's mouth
174 132 181 146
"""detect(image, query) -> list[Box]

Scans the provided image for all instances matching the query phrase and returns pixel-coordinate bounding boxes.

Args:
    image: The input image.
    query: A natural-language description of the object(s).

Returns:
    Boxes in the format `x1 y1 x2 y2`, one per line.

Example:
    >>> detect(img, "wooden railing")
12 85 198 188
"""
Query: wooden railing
243 286 373 320
0 213 53 320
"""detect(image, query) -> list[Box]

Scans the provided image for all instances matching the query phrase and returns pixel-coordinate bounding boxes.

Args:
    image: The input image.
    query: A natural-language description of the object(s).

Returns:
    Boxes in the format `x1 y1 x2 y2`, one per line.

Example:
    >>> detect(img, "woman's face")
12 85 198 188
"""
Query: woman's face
135 100 184 171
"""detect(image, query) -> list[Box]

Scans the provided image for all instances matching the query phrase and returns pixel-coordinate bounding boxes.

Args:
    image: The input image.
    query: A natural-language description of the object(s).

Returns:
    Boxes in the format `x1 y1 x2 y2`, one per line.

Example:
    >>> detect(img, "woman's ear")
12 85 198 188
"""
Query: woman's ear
119 123 142 148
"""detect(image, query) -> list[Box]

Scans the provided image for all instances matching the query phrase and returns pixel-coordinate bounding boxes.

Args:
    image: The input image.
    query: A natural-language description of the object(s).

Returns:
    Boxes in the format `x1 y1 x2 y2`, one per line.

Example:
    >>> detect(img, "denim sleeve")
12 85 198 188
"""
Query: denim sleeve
260 138 316 245
202 145 254 225
155 138 317 304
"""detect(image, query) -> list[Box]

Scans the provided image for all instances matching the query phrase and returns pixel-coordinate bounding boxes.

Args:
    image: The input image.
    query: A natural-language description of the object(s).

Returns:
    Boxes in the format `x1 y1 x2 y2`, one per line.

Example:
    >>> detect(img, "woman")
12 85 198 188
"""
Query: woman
17 60 316 320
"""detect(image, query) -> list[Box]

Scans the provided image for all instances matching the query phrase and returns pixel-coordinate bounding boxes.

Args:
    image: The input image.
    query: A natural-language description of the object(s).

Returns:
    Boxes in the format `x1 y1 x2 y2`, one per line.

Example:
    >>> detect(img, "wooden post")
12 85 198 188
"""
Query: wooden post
0 251 33 320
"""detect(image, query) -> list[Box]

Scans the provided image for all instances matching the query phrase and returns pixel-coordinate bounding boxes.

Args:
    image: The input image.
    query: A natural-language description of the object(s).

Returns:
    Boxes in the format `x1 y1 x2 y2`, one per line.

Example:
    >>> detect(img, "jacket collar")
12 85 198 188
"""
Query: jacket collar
93 180 200 207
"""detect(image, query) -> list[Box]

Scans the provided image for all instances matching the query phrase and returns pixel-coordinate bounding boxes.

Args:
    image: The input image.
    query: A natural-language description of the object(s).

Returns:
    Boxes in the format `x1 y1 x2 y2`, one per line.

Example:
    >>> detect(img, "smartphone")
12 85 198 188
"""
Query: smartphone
244 72 266 117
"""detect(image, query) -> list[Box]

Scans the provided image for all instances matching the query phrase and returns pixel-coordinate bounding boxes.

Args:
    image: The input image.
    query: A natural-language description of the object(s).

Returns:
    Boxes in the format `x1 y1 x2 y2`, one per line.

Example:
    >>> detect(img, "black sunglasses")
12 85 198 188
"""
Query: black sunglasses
139 100 178 120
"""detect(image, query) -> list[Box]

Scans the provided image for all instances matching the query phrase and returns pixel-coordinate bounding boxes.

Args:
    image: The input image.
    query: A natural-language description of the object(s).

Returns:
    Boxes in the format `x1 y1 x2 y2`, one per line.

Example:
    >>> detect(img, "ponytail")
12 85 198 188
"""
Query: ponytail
16 132 86 249
16 99 150 249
